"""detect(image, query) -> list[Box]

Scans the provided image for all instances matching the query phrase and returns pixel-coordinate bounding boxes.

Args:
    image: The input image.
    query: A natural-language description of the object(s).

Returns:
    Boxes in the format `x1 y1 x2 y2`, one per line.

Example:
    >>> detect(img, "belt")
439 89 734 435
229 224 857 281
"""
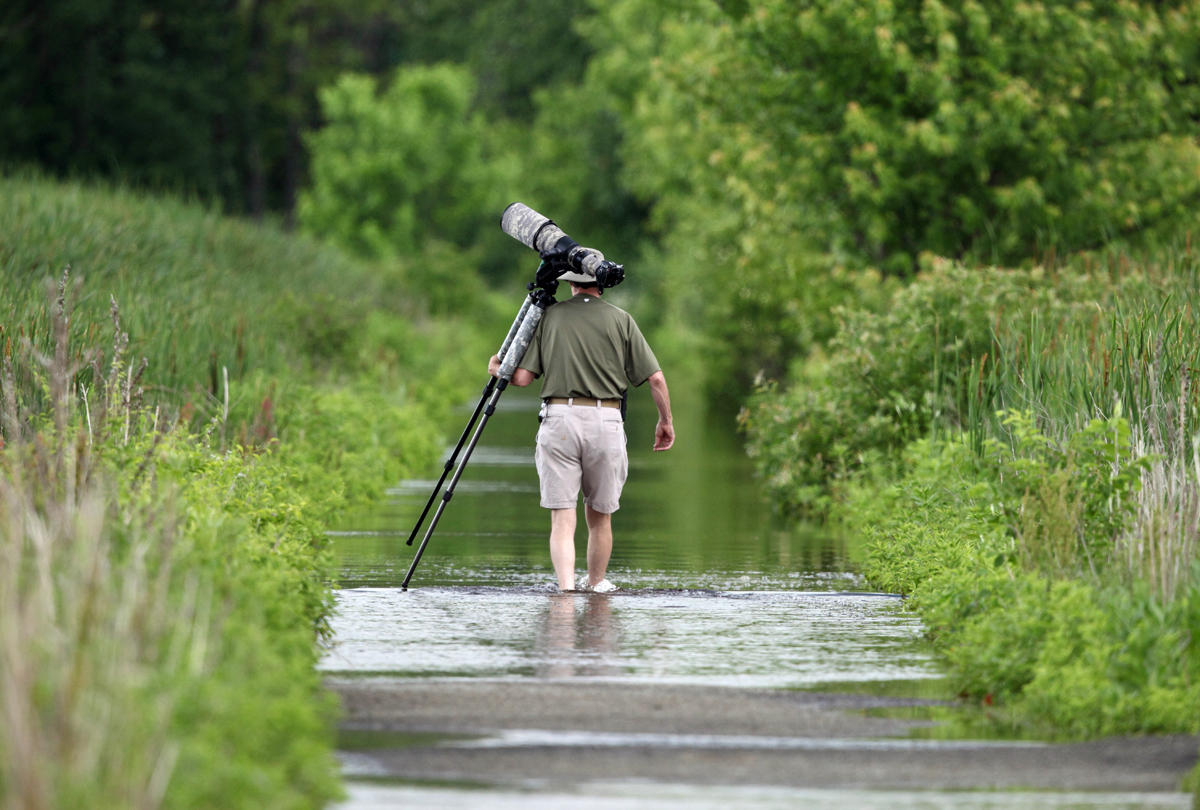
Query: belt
545 396 621 409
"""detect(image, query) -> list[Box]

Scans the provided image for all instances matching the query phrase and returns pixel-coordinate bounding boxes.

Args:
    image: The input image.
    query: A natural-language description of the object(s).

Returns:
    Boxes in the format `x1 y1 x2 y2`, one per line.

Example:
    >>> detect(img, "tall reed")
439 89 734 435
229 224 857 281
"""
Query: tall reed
0 272 205 810
968 252 1200 599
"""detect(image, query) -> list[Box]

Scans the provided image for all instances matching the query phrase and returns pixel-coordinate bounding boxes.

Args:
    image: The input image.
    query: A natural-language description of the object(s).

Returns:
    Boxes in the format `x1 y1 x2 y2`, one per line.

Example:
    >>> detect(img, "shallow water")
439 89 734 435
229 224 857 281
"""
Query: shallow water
324 388 1194 809
329 389 856 592
319 587 932 687
323 388 934 687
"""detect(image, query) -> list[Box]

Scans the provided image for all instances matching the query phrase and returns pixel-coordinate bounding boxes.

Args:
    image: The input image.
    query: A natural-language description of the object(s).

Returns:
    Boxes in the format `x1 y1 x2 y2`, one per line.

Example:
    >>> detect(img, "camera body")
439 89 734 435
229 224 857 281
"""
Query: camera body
501 202 625 289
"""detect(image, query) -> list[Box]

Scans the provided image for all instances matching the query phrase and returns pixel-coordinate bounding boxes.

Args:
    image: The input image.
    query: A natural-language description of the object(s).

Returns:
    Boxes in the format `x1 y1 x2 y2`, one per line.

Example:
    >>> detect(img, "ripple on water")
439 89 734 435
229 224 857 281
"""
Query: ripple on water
318 586 936 688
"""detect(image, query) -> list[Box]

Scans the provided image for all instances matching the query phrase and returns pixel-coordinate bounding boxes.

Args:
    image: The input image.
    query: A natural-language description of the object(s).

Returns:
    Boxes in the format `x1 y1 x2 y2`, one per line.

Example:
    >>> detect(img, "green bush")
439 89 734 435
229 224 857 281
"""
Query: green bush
980 409 1153 578
741 259 1102 515
298 64 513 263
157 434 344 810
272 381 443 520
855 433 1200 738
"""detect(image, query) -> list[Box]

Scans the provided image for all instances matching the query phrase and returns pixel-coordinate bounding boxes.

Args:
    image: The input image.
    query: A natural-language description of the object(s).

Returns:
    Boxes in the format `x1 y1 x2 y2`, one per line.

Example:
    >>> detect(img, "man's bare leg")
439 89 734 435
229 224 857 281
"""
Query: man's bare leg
549 507 577 591
584 505 613 586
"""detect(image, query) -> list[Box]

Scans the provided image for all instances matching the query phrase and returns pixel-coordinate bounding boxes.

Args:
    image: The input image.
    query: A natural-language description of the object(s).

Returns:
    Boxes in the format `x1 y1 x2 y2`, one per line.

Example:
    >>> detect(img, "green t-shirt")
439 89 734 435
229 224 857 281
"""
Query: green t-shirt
519 294 660 400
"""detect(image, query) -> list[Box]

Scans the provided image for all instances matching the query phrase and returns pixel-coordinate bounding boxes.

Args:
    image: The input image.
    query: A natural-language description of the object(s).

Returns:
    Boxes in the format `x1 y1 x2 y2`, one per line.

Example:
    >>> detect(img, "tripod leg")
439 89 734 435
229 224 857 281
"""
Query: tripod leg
401 286 552 589
405 377 494 546
402 380 507 589
404 293 534 546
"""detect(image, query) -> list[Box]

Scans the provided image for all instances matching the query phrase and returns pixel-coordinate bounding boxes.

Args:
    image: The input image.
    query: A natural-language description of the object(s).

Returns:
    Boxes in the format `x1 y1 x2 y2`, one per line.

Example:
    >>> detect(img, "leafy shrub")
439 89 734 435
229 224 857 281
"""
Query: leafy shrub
855 433 1200 738
157 434 344 810
299 63 512 261
741 259 1104 515
982 409 1153 578
272 381 442 520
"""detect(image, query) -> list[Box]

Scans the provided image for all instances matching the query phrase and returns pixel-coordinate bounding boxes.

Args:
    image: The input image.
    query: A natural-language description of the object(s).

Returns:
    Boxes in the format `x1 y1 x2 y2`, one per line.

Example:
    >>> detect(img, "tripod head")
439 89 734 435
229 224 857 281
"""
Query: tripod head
503 202 626 293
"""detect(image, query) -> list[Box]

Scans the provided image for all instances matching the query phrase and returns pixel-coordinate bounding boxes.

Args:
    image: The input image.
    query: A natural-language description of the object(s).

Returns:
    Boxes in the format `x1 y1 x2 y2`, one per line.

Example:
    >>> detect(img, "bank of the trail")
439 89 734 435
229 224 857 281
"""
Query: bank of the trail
327 678 1200 794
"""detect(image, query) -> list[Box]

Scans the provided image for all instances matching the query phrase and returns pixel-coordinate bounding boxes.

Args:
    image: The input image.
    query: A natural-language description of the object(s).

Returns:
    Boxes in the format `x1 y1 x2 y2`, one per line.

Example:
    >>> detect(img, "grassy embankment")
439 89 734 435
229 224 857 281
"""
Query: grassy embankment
742 248 1200 793
0 171 497 808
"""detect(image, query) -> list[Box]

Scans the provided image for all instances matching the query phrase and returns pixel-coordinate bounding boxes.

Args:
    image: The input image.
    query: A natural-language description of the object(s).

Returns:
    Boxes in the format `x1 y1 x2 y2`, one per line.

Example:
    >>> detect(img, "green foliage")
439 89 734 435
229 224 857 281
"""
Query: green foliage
982 410 1153 577
462 0 593 118
1019 575 1200 737
578 0 1200 403
0 170 406 410
743 250 1200 517
741 260 1091 514
0 0 455 215
0 0 246 202
812 251 1200 743
718 0 1200 270
272 381 442 519
1 310 346 810
579 0 851 400
854 435 1200 738
1 176 486 808
299 64 514 262
151 433 345 810
501 82 648 268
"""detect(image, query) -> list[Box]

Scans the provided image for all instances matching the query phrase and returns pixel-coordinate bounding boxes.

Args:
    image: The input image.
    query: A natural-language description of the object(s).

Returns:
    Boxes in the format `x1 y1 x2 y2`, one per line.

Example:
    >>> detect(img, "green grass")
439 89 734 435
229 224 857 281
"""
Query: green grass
0 170 499 809
1 167 504 425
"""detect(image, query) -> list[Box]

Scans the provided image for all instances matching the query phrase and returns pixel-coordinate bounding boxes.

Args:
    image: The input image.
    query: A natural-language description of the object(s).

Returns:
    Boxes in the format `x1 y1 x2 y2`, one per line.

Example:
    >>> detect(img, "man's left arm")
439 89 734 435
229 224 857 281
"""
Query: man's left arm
647 370 674 451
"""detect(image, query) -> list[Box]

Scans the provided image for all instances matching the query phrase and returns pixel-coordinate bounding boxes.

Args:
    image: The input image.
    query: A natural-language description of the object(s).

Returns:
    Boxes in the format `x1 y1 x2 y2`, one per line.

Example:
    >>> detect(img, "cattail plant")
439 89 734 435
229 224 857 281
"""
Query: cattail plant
967 254 1200 601
1123 368 1200 601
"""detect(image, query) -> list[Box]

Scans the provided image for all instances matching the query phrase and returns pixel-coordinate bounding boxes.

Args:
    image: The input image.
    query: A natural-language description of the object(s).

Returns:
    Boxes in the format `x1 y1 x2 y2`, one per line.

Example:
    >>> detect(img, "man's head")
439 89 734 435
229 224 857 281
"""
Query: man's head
568 281 601 296
560 269 601 295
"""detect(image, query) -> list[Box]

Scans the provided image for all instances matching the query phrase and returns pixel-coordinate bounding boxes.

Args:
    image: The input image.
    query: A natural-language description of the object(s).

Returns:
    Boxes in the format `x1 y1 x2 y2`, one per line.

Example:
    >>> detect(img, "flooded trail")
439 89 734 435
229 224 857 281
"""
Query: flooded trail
321 390 1198 808
319 587 931 685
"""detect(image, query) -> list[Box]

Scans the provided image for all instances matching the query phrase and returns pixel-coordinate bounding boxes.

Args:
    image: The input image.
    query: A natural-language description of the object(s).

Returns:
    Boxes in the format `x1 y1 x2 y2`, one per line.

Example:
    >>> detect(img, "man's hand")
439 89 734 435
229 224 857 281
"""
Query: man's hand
653 419 674 452
647 371 674 451
488 354 502 378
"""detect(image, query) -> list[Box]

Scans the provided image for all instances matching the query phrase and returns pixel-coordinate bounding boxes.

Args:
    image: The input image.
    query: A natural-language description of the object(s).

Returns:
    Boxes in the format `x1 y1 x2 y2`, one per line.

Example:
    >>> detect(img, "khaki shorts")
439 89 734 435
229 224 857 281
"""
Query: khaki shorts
534 404 628 513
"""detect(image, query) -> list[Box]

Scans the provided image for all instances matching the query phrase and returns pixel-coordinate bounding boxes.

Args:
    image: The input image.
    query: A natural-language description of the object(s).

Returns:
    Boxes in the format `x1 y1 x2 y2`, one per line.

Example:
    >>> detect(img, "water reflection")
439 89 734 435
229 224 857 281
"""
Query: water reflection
318 587 936 687
536 594 620 678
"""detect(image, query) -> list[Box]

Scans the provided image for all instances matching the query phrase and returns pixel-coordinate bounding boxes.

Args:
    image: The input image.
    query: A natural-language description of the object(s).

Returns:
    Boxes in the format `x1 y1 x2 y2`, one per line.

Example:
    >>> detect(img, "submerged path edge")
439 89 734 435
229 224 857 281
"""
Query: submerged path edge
326 677 1200 792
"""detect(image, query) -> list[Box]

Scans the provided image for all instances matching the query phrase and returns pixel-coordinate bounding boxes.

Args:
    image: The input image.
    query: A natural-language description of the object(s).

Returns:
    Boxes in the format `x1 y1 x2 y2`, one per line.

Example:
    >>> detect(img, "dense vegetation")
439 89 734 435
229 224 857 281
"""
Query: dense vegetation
0 172 490 808
743 250 1200 740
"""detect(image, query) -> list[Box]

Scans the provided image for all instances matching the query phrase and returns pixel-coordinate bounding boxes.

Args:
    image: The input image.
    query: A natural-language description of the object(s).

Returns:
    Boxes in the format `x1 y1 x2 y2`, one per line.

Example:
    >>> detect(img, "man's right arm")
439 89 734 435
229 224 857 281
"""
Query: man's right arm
647 370 674 451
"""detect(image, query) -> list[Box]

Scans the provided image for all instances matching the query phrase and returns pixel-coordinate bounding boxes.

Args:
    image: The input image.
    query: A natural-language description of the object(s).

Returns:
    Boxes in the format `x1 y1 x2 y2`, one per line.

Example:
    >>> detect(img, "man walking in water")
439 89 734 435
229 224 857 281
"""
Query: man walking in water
488 265 674 593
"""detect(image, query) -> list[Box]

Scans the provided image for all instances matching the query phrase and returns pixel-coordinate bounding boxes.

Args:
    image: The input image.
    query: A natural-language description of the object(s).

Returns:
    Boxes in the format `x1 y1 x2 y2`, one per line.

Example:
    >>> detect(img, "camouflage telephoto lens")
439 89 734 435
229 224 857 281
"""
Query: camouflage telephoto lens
500 202 624 288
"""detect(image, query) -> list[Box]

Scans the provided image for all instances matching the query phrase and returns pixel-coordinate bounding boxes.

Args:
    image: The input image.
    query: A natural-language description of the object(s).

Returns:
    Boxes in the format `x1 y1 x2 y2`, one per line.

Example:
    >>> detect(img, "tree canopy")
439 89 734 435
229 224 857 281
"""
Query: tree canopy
6 0 1200 405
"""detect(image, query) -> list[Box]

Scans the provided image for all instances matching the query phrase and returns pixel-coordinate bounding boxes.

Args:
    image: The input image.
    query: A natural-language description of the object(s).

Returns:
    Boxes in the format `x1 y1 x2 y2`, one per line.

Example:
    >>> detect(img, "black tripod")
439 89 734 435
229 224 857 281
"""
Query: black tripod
400 281 555 590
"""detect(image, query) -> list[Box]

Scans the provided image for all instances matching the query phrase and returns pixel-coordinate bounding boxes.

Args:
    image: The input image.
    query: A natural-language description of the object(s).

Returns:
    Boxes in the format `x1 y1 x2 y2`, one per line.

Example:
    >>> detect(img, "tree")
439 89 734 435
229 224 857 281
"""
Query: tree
298 64 512 259
0 0 243 202
719 0 1200 272
582 0 1200 403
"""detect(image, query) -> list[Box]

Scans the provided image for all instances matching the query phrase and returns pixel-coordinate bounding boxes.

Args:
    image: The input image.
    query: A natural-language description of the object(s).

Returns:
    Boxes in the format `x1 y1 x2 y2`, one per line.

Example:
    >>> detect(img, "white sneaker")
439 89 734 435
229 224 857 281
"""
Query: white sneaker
574 575 619 593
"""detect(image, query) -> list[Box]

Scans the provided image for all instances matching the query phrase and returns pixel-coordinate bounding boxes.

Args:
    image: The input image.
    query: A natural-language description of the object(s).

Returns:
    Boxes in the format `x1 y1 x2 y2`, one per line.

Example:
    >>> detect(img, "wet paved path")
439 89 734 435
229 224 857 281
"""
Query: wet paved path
321 588 1199 808
330 677 1198 796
